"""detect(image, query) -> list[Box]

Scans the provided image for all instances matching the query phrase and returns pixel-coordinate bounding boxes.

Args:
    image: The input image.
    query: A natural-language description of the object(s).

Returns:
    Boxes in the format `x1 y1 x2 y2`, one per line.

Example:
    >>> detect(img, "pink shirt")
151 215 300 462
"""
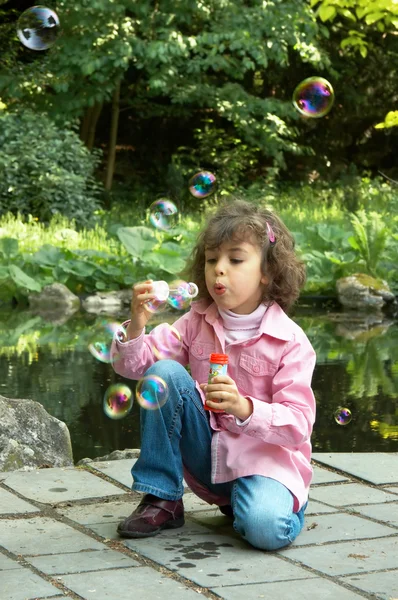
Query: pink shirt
111 299 316 511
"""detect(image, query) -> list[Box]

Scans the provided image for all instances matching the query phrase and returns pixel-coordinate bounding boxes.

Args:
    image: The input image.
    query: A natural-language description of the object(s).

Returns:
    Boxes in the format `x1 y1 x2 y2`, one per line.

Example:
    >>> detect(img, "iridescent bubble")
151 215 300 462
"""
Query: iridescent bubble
167 279 197 310
103 384 133 420
334 407 352 426
88 322 126 363
151 323 183 360
136 375 168 410
151 280 170 302
149 199 178 230
17 6 61 51
189 171 216 198
292 77 334 118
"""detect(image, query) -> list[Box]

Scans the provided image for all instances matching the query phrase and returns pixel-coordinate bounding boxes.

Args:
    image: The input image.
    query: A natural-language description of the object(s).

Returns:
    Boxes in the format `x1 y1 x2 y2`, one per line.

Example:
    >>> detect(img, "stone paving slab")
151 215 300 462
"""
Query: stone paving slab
0 553 23 570
56 499 132 525
310 482 397 506
0 488 40 515
211 577 368 599
311 465 349 485
60 566 206 599
348 502 398 527
279 535 398 575
0 516 106 555
282 512 396 545
1 567 62 600
312 452 398 485
89 459 136 489
385 486 398 495
1 467 127 503
305 499 338 514
342 569 398 599
26 548 140 575
125 530 313 589
90 459 188 490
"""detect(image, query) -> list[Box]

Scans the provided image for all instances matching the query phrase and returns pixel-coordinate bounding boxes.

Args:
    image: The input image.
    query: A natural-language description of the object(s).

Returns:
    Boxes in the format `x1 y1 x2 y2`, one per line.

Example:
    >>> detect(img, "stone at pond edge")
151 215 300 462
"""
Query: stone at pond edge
0 395 73 471
336 273 395 311
28 283 80 310
77 448 140 465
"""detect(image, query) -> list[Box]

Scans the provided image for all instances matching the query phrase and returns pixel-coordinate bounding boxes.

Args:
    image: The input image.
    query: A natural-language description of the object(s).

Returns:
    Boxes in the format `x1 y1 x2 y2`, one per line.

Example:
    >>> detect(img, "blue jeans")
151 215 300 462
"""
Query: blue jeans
131 359 307 551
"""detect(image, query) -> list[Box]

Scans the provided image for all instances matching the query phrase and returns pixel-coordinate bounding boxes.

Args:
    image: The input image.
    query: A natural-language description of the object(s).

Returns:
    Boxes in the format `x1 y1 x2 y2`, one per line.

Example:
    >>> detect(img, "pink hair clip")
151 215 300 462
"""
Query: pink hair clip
266 221 276 244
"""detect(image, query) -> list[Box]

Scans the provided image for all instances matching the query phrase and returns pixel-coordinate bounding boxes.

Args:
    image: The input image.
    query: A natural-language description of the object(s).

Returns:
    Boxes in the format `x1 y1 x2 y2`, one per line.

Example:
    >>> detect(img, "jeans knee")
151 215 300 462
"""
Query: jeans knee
234 511 293 551
145 359 184 381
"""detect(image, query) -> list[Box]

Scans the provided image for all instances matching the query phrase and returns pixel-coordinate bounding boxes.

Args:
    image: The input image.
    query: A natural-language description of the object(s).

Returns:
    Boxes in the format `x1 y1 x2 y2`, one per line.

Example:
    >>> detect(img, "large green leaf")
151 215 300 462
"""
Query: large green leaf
0 237 19 259
8 265 42 291
31 244 65 266
117 226 157 257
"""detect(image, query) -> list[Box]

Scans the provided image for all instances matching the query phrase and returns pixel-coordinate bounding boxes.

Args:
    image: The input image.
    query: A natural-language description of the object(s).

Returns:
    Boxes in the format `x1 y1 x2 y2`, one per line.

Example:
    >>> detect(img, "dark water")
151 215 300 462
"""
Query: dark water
0 305 397 462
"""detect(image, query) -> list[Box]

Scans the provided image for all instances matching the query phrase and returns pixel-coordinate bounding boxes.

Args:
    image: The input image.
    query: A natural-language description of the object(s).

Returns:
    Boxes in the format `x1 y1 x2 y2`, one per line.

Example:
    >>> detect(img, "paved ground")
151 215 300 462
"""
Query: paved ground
0 453 397 600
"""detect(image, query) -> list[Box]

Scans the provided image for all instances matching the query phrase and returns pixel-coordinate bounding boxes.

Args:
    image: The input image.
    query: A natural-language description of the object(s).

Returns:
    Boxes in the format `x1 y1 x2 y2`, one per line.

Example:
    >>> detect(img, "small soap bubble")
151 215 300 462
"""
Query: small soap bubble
149 199 178 230
189 171 216 198
103 384 133 420
334 407 352 426
292 77 334 118
88 322 126 363
17 6 61 51
136 375 168 410
167 279 196 310
151 323 183 360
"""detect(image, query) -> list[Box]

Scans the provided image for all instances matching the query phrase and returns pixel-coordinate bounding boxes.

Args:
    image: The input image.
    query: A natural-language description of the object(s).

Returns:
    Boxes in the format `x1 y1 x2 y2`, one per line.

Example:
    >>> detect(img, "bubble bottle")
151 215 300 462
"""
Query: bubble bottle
151 280 199 302
205 353 229 413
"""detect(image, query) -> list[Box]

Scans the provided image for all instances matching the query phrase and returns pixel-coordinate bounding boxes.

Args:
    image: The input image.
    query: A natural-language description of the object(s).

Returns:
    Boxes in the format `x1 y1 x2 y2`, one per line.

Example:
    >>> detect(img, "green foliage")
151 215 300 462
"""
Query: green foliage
0 110 102 226
0 0 330 174
347 211 389 277
0 181 396 303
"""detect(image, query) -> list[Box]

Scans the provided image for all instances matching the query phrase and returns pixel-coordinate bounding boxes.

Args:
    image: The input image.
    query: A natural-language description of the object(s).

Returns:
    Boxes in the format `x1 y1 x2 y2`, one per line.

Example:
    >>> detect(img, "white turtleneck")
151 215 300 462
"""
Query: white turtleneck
217 302 268 346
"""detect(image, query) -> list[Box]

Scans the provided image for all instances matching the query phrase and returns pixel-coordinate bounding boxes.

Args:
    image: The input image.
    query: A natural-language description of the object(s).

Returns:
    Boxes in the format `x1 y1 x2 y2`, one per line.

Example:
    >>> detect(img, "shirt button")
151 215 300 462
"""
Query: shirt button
254 366 259 373
198 348 203 355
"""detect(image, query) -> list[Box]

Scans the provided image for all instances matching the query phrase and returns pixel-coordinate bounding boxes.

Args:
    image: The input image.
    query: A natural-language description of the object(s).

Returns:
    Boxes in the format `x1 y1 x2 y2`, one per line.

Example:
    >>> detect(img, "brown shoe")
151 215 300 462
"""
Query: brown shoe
117 494 184 538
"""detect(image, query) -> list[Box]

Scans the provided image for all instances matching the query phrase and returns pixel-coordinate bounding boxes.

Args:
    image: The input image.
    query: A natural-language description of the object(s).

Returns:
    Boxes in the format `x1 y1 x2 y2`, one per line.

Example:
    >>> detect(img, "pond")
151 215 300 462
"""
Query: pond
0 302 397 463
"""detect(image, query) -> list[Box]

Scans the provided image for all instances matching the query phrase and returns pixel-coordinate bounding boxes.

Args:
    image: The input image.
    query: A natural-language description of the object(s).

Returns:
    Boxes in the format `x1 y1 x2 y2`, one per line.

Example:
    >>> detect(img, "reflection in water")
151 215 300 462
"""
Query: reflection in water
0 308 397 461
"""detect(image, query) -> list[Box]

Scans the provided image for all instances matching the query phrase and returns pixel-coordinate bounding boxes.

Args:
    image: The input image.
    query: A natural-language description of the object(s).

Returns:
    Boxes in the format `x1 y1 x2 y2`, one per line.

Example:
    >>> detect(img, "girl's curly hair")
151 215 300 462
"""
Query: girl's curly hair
179 198 306 312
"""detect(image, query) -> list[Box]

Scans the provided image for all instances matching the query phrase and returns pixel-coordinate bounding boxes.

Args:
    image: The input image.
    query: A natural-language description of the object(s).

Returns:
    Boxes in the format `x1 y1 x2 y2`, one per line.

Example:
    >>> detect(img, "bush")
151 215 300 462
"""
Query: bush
0 110 102 227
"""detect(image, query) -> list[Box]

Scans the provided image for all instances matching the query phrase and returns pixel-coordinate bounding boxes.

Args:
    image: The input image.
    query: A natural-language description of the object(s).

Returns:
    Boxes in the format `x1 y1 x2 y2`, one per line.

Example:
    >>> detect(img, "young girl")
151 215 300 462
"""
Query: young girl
111 199 316 551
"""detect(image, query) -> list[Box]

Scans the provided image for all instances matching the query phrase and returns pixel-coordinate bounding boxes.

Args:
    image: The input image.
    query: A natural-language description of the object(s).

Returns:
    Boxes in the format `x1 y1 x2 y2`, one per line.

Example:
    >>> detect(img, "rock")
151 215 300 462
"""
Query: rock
77 448 140 465
336 273 395 311
28 283 80 311
82 290 131 314
0 395 73 471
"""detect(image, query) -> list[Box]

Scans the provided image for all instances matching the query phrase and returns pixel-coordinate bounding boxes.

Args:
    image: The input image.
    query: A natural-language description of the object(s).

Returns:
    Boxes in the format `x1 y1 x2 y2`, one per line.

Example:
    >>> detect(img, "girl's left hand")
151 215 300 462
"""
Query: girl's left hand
199 375 253 420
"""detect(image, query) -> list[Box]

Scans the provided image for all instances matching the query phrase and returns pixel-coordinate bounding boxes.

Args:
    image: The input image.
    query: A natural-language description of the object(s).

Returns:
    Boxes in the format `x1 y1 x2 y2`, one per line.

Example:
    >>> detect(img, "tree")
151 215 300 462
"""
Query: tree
0 0 331 188
310 0 398 128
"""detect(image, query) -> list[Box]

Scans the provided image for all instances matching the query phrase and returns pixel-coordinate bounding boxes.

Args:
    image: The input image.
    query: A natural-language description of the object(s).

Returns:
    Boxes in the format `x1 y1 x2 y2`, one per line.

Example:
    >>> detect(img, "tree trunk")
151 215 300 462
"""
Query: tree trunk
105 80 121 192
87 102 103 151
80 107 93 145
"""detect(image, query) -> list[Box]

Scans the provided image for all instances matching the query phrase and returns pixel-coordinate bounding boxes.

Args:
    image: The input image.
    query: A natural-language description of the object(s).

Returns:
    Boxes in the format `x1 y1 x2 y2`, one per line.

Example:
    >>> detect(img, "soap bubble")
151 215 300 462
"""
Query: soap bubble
334 407 352 426
103 384 133 419
292 77 334 118
189 172 216 198
88 322 126 363
151 280 170 302
151 323 183 360
149 199 178 230
17 6 61 51
136 375 168 410
167 279 198 310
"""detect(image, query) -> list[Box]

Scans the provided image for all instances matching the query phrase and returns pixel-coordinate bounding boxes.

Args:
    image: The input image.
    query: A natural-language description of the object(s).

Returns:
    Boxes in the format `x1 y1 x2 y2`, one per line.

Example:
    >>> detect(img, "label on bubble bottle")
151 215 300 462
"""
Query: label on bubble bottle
205 353 229 413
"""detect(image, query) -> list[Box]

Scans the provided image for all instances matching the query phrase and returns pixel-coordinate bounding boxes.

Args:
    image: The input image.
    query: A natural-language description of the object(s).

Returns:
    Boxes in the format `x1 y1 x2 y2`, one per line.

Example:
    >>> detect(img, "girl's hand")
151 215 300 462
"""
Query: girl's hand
127 280 163 339
199 375 253 420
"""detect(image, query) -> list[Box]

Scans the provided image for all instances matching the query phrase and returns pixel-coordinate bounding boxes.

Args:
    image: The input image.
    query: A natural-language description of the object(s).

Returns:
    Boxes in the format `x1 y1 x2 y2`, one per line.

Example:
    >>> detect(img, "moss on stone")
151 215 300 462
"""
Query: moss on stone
353 273 389 292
